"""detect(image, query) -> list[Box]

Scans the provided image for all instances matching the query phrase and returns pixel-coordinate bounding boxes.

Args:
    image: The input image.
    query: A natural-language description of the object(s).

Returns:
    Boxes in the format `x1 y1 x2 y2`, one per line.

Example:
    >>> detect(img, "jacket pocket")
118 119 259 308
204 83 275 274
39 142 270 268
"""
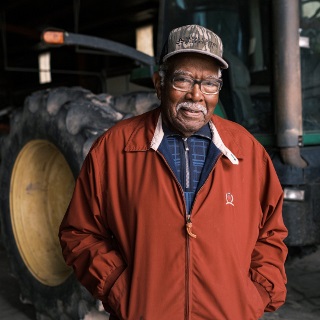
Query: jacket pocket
107 268 129 318
246 277 265 319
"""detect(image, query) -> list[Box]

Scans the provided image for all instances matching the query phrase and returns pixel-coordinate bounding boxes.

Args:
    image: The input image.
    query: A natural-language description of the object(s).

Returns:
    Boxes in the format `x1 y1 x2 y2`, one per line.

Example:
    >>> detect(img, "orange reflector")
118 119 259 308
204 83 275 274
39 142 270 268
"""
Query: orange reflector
42 31 64 44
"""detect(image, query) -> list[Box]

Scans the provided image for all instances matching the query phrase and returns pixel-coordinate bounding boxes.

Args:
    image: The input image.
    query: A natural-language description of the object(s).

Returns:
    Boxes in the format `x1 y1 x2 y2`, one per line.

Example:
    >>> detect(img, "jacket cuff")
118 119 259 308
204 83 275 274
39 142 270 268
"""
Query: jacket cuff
254 282 271 309
103 264 127 297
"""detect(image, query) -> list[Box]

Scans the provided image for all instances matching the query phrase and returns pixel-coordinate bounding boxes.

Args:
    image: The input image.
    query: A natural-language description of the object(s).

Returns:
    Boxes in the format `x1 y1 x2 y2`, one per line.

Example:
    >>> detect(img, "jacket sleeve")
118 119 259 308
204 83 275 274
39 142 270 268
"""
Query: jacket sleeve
59 147 126 303
250 154 288 312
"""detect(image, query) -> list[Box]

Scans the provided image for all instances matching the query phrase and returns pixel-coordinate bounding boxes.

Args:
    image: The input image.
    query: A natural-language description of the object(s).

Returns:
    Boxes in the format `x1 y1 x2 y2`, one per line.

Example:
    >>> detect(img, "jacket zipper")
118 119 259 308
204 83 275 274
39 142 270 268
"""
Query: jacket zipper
156 151 190 319
182 138 196 237
157 151 222 320
186 232 190 320
182 137 192 320
184 154 223 319
182 138 190 189
182 137 192 319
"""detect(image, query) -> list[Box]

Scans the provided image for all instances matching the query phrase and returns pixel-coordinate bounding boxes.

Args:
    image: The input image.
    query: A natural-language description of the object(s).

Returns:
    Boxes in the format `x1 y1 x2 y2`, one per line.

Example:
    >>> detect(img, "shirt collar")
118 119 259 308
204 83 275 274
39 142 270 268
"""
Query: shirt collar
150 114 239 165
162 122 212 140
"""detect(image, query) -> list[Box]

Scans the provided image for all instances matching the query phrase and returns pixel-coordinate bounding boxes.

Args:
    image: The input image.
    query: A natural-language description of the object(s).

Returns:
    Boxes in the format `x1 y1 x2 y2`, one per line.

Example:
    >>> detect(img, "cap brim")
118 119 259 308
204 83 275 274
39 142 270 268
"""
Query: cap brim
163 49 228 69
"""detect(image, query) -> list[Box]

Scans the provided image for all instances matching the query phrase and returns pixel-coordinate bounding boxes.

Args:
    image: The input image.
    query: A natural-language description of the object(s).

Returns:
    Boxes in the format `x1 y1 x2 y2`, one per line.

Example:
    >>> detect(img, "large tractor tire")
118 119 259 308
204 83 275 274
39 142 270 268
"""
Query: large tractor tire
0 87 158 319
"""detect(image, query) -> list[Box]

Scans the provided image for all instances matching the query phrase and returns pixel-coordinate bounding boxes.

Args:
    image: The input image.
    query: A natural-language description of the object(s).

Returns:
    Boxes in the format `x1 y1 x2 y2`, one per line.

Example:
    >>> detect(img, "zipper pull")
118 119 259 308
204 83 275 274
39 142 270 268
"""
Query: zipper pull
182 138 189 151
186 215 197 238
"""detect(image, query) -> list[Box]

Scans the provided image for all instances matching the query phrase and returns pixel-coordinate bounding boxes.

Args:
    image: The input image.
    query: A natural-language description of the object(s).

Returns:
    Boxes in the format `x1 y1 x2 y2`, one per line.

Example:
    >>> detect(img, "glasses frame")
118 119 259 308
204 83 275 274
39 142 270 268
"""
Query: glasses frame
171 75 223 95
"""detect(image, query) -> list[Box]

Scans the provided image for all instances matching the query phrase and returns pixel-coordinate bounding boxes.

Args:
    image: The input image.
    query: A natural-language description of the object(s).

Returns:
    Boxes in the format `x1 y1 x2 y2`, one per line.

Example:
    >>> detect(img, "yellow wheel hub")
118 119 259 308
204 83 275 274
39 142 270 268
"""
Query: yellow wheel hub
10 140 74 286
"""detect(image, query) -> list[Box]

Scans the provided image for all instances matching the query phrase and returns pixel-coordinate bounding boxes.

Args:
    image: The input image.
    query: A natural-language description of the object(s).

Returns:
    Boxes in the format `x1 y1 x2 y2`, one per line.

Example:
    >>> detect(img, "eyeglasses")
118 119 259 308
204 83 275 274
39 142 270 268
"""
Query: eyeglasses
171 75 223 95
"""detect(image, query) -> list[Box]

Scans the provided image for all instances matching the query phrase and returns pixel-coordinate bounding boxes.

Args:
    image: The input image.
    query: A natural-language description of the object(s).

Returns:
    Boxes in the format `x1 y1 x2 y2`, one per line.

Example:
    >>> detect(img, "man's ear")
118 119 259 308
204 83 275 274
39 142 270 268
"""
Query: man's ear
152 72 162 100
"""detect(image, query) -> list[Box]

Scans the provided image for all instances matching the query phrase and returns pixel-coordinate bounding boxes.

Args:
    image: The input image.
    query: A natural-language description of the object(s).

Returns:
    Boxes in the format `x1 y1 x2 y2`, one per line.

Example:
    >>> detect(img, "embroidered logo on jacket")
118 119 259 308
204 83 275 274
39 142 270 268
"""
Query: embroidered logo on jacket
226 192 234 206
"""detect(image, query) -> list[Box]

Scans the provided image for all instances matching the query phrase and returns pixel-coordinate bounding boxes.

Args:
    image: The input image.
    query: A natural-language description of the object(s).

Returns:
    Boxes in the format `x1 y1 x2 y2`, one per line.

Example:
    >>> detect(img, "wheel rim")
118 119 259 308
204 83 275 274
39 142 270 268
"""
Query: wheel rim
10 140 74 286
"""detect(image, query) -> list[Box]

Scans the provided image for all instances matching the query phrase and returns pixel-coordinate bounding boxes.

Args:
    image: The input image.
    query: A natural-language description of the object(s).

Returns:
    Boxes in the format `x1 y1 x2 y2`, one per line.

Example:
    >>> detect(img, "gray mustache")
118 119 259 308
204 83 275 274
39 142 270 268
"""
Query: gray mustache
176 102 207 115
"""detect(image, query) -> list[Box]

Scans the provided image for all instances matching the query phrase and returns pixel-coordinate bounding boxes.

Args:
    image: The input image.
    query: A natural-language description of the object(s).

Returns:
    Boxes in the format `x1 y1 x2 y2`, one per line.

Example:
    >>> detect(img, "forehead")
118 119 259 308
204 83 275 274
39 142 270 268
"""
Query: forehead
166 52 220 76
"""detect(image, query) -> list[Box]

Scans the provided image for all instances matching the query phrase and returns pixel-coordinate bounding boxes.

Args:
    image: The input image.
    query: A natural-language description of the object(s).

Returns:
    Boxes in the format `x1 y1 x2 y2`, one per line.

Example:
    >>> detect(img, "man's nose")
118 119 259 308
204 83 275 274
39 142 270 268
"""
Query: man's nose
186 83 203 101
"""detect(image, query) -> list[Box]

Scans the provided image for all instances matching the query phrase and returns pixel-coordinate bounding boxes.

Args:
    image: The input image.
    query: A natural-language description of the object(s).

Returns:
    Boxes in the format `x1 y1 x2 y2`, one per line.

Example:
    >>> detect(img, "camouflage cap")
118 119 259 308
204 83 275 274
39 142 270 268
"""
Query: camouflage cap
160 24 228 69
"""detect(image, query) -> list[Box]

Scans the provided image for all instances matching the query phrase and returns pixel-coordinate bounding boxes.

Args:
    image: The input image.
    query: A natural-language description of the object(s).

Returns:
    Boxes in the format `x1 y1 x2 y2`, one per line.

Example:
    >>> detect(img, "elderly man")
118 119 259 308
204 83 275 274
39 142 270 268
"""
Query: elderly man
59 25 288 320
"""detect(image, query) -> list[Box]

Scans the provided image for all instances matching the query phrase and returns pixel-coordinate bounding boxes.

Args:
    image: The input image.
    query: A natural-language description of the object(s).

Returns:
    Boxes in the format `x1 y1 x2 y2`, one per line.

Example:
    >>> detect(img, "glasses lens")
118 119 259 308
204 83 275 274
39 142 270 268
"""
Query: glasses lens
172 76 193 91
172 76 222 94
201 79 221 94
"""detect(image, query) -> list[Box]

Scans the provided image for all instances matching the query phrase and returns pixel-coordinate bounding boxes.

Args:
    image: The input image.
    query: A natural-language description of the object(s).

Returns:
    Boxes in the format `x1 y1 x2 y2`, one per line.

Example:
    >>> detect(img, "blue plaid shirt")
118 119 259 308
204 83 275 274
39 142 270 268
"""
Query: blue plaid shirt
158 123 221 214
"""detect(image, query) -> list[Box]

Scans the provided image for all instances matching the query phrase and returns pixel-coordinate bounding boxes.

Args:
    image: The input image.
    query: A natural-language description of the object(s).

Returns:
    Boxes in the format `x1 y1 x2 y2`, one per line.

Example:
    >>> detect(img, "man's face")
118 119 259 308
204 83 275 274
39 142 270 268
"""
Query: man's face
153 53 221 137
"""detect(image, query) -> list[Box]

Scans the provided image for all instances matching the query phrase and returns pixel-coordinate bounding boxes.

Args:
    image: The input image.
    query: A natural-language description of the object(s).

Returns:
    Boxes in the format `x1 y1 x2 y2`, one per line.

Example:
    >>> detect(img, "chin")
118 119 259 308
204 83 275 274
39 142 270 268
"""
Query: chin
180 127 200 137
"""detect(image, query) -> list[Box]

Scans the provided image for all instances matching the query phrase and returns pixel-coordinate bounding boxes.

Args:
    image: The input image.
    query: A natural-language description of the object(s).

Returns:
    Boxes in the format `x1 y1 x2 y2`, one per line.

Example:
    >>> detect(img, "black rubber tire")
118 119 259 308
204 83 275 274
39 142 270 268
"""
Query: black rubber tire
0 87 123 319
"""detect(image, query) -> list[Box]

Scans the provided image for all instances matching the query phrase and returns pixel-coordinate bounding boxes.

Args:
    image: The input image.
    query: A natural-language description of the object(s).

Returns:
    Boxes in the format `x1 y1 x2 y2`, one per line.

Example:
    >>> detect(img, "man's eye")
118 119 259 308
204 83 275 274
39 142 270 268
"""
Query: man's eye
203 80 218 87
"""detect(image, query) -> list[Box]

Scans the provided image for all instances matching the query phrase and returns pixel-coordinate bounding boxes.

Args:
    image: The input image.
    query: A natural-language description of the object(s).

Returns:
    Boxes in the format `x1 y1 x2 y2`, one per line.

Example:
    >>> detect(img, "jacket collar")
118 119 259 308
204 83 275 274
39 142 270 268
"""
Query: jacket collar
125 108 242 164
163 121 212 140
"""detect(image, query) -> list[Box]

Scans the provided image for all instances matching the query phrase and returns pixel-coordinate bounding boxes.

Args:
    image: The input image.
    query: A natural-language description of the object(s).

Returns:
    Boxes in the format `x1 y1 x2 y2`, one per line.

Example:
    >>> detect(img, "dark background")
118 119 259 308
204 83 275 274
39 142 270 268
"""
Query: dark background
0 0 160 111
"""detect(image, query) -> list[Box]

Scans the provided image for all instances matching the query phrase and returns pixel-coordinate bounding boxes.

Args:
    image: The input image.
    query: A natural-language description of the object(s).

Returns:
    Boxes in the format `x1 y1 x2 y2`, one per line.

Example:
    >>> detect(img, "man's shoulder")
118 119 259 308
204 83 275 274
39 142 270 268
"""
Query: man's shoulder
212 115 266 154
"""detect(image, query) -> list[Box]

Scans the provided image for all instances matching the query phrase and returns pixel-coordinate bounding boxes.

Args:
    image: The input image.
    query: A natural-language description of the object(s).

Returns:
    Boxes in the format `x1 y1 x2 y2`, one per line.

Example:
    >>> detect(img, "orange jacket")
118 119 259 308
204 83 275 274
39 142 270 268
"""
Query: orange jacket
59 107 288 320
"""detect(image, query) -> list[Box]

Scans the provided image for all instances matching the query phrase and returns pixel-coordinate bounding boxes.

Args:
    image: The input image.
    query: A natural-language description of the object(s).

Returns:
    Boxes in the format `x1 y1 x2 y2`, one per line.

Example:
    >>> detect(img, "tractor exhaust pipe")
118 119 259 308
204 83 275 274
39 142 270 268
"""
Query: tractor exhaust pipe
272 0 307 168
